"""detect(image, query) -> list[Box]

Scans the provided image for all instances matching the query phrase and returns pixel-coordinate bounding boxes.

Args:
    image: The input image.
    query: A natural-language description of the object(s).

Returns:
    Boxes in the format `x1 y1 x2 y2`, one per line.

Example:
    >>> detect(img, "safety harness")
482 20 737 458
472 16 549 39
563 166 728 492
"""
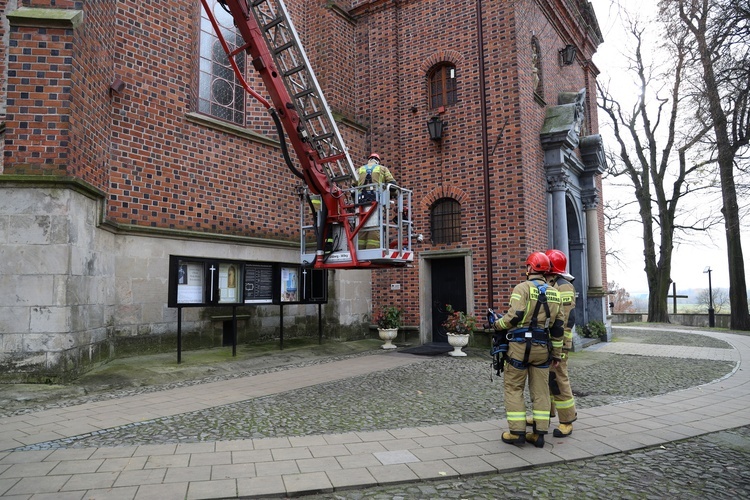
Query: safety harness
506 279 553 371
358 164 377 203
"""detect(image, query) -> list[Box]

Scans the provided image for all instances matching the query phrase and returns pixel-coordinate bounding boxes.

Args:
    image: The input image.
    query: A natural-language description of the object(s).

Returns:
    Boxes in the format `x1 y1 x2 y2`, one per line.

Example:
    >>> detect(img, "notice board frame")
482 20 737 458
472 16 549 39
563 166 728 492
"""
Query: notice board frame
167 256 328 362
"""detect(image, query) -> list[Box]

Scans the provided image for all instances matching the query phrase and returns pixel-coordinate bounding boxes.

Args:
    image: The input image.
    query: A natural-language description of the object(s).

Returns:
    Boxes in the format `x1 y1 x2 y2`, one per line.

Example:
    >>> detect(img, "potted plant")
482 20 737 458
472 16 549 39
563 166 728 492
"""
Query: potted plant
441 304 478 357
376 305 402 350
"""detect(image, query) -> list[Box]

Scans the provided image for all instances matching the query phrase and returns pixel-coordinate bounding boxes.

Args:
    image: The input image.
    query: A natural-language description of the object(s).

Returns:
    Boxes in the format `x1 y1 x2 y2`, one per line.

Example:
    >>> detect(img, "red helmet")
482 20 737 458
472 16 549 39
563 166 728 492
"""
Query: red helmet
368 153 380 161
545 249 568 274
526 252 551 273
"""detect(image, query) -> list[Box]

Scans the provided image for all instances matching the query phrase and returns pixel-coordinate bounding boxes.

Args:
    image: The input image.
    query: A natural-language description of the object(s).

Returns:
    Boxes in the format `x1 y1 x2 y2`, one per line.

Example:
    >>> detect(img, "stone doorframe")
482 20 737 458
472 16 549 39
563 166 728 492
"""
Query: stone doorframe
540 89 607 328
418 250 474 345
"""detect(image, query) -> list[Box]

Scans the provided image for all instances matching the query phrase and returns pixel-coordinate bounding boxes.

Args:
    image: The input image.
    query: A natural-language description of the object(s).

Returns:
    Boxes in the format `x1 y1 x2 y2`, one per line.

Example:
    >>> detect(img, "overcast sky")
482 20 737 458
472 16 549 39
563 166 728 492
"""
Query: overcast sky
588 0 746 293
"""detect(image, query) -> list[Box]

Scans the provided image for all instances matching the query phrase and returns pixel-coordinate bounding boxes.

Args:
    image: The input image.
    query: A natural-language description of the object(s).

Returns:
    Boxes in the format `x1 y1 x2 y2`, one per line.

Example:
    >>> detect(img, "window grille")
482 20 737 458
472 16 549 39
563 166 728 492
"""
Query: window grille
431 198 461 243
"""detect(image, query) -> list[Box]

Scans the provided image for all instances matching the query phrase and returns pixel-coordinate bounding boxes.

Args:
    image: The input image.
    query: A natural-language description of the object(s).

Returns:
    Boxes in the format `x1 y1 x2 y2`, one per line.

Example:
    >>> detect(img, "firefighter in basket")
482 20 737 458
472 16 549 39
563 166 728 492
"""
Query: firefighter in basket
355 153 396 249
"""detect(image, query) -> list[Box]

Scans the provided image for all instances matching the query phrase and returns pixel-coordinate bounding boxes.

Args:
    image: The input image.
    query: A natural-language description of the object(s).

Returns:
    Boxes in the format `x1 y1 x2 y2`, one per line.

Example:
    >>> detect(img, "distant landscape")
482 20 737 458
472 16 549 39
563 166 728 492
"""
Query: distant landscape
614 287 737 314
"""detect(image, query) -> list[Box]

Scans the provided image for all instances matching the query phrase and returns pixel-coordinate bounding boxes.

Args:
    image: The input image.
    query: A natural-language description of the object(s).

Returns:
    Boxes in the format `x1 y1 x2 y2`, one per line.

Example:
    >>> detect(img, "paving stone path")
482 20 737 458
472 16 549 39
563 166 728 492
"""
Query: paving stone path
1 325 749 499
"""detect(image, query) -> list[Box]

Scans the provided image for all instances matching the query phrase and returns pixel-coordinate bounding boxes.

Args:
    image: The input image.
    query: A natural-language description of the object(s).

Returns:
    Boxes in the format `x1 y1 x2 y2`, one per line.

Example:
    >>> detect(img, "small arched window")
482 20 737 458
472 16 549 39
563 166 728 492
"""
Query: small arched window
430 198 461 243
428 64 457 109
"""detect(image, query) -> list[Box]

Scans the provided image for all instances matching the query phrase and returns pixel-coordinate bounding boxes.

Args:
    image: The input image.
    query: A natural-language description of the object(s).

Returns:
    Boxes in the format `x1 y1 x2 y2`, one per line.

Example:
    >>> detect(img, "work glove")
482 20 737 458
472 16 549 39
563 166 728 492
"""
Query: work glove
549 371 561 395
485 308 500 330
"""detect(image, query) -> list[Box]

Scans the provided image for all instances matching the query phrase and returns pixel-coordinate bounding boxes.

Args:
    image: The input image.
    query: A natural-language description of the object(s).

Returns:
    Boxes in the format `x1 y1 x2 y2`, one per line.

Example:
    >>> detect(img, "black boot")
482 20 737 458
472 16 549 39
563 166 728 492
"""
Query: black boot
553 423 573 437
501 431 524 445
525 432 545 448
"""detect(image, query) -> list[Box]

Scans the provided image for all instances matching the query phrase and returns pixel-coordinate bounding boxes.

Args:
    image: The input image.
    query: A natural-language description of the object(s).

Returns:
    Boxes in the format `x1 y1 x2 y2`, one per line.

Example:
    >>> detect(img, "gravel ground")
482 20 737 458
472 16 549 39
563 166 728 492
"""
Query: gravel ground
31 352 734 450
4 325 749 498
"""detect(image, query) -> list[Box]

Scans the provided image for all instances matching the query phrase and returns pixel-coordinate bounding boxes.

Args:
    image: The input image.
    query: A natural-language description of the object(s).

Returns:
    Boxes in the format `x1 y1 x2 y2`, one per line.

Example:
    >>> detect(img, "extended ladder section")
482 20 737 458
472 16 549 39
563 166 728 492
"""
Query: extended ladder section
202 0 413 268
248 0 355 185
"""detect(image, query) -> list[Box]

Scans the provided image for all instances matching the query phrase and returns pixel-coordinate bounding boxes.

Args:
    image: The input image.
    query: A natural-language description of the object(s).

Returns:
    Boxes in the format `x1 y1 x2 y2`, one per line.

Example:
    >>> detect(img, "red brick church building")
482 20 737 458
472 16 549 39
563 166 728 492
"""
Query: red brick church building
0 0 607 381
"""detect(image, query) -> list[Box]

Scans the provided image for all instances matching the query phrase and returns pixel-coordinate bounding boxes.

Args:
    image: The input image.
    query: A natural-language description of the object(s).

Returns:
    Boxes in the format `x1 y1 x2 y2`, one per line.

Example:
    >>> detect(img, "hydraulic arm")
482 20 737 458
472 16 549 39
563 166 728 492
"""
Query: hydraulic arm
201 0 413 268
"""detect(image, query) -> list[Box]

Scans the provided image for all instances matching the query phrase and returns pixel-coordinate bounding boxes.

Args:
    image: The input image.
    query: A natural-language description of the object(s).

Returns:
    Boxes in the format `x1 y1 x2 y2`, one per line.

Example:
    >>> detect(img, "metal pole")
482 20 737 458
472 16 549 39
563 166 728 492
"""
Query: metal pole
177 307 182 364
232 305 237 357
476 0 494 308
708 269 715 327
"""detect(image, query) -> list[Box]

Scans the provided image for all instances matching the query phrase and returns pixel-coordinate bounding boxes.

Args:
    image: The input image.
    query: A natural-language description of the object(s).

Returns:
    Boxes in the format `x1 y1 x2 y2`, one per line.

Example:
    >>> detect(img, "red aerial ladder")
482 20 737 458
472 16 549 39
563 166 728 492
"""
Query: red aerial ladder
200 0 413 269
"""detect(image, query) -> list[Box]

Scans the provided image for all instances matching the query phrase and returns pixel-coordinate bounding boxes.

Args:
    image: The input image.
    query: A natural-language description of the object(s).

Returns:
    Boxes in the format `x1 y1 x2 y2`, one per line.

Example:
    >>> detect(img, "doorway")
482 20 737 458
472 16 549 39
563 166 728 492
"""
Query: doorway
430 257 467 343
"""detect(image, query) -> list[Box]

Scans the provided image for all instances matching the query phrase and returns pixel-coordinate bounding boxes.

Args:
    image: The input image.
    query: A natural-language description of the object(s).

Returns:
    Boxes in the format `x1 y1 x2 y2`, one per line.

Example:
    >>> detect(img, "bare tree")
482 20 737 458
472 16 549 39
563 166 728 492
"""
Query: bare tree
598 14 714 323
608 281 635 313
661 0 750 330
694 287 729 314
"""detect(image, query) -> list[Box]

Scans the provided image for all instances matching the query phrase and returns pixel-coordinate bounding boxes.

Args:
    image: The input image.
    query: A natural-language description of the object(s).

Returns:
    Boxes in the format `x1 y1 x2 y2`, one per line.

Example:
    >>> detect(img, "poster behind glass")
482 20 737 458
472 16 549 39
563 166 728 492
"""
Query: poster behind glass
176 260 205 304
280 266 299 303
218 262 241 304
244 262 274 304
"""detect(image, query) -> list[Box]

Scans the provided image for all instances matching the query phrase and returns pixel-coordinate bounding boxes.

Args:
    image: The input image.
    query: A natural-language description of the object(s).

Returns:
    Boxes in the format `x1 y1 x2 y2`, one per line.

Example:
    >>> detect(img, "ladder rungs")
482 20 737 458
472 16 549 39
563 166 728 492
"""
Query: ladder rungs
293 88 315 100
251 0 267 6
331 174 353 183
303 111 324 121
273 41 295 55
283 65 306 77
312 132 334 142
262 17 285 32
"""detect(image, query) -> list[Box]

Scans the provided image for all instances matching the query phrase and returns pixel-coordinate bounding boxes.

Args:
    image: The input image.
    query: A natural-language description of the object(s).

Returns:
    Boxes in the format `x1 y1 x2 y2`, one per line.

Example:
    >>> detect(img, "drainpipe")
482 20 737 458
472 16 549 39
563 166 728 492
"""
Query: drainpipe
477 0 493 307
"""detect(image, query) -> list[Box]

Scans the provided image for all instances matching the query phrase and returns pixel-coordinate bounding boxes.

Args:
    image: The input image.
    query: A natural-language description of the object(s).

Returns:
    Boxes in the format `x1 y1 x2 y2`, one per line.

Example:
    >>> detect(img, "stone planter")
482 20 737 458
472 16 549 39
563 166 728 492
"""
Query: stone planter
378 328 398 350
447 333 470 357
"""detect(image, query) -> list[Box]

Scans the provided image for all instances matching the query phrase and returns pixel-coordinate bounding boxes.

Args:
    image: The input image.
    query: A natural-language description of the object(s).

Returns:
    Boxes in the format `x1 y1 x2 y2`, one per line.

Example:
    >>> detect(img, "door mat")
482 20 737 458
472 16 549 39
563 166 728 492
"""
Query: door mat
399 342 453 356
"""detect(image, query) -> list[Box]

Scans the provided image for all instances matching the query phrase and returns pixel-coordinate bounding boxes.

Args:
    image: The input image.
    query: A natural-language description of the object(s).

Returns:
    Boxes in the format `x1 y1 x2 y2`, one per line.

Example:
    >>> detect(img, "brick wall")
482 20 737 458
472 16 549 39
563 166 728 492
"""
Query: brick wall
68 0 115 188
0 0 12 124
350 0 606 324
0 0 607 370
4 21 75 173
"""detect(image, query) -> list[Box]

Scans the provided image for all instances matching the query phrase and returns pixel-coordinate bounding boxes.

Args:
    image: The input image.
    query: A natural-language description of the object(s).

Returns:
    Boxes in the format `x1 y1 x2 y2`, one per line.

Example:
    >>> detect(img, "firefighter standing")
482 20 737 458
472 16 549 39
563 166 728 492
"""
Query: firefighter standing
355 153 396 249
493 252 565 448
545 249 578 437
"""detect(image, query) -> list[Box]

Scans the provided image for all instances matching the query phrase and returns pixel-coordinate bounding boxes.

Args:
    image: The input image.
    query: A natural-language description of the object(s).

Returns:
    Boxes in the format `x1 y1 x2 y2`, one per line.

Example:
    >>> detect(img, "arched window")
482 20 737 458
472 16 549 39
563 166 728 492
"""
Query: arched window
428 64 457 109
531 37 544 101
199 0 246 125
430 198 461 243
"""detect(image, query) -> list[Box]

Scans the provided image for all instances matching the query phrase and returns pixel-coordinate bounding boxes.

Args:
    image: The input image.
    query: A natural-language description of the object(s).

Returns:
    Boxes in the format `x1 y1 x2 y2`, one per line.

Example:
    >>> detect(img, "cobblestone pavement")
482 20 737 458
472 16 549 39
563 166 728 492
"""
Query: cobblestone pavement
1 324 749 499
298 327 750 499
6 329 738 450
301 425 750 499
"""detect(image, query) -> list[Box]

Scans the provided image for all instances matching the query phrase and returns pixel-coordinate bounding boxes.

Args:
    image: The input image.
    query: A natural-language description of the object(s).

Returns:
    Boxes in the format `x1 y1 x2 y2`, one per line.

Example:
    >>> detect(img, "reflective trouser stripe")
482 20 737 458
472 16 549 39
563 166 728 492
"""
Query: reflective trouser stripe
563 330 573 349
505 343 551 433
551 356 577 424
554 397 575 409
533 410 550 422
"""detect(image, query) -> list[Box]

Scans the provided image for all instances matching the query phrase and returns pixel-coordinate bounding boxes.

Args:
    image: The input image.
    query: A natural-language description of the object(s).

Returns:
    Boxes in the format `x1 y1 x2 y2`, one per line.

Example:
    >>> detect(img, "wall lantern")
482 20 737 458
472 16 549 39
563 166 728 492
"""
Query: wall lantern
109 77 126 96
559 44 577 66
427 116 445 141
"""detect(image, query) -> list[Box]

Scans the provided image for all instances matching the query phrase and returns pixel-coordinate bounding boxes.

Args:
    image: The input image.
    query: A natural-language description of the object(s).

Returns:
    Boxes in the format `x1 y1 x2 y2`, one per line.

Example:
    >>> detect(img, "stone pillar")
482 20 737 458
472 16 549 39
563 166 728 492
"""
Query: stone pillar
582 188 610 340
548 172 569 254
582 189 603 291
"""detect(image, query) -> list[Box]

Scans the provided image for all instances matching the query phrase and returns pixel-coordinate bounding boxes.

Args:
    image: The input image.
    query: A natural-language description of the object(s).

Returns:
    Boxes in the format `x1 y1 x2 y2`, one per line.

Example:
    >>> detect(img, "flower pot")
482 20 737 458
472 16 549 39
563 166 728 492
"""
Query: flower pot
447 333 469 356
378 328 398 350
